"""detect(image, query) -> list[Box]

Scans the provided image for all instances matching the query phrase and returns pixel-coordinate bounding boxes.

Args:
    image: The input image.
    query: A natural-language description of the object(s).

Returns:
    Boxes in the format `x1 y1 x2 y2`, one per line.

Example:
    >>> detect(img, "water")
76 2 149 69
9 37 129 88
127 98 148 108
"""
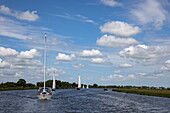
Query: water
0 88 170 113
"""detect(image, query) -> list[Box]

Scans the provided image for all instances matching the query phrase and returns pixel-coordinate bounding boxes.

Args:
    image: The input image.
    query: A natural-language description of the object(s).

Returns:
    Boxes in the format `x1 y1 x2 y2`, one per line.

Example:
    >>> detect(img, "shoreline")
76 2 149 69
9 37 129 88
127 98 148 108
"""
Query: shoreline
0 87 75 91
112 88 170 98
0 87 38 91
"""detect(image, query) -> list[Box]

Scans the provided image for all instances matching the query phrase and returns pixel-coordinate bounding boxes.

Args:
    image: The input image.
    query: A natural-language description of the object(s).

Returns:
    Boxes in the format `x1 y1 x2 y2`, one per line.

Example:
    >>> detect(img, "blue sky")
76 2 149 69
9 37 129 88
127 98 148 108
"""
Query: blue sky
0 0 170 87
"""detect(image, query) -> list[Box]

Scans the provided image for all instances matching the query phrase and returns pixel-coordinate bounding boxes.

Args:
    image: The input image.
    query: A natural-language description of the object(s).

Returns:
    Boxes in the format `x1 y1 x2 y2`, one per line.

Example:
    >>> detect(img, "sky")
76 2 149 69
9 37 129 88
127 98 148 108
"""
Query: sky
0 0 170 87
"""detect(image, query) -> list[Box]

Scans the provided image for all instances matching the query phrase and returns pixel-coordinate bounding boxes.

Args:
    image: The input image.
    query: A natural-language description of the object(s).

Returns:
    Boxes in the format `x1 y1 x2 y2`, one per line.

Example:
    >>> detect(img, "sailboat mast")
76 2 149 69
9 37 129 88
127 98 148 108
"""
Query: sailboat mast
43 33 47 91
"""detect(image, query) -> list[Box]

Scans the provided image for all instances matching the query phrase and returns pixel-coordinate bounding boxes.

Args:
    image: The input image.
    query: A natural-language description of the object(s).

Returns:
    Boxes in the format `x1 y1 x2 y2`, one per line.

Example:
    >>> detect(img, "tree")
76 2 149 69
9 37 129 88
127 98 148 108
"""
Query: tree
72 82 77 88
3 82 17 87
93 84 98 88
17 79 26 87
26 83 35 87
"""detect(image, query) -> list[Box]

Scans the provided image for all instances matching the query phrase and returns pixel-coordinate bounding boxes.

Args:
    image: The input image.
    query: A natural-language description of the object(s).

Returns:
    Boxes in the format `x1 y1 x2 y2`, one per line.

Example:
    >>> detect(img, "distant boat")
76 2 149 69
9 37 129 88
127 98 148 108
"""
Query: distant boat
52 72 56 91
86 85 89 89
104 88 108 91
82 85 84 88
77 75 81 90
38 33 52 100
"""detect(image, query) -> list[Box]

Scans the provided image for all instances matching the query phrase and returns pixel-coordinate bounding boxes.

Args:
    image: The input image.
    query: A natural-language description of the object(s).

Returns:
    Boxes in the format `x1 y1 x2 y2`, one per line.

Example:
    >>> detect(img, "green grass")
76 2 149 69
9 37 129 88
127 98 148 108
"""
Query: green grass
112 88 170 98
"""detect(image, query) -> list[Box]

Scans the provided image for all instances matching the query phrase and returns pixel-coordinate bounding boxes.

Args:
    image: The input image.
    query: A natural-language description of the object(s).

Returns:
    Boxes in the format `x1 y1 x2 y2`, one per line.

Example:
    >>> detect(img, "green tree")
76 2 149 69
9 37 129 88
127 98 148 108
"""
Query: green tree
17 79 26 87
93 84 98 88
3 82 17 87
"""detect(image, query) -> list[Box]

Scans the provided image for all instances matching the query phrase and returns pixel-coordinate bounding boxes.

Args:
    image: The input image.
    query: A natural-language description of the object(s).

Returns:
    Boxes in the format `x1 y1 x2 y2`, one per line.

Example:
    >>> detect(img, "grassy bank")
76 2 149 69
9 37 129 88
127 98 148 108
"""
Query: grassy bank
112 88 170 98
0 87 38 91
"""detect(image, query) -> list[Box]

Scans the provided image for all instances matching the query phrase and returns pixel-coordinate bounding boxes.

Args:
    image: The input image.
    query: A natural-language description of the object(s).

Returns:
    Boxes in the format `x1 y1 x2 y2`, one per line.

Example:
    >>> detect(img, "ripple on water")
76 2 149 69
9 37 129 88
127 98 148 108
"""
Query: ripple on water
0 89 170 113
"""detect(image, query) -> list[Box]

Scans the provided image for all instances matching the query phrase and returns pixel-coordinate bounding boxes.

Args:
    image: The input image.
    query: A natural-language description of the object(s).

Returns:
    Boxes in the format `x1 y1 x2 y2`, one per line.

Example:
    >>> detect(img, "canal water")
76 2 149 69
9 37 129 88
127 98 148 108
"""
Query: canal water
0 88 170 113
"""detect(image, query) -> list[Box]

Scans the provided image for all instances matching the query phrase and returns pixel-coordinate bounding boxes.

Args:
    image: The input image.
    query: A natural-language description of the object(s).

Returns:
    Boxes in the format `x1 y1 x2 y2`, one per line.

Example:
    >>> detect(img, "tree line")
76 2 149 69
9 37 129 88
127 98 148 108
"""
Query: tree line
0 79 35 88
37 80 77 89
1 79 170 90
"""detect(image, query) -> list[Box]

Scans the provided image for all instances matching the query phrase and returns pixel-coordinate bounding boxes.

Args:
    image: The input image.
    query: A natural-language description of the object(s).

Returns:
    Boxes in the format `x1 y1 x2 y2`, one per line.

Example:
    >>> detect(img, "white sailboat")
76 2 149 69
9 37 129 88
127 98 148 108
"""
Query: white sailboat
38 33 52 100
77 75 81 90
82 85 84 88
86 85 89 89
52 72 56 91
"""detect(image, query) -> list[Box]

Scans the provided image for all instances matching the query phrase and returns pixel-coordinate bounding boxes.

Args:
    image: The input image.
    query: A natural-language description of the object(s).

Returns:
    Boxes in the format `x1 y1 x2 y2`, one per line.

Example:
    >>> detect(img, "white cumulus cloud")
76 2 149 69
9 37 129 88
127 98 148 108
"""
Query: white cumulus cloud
0 46 18 56
96 35 138 48
119 63 132 68
0 58 11 68
91 58 106 64
18 49 41 59
161 60 170 71
131 0 168 29
80 49 103 57
119 45 170 60
56 53 76 61
0 5 39 21
100 0 122 7
100 21 140 37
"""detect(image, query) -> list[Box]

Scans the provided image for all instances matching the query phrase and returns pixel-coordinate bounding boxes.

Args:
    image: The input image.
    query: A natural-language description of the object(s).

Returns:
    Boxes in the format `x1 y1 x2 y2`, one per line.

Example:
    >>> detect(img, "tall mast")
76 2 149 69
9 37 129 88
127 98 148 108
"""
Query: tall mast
43 33 47 92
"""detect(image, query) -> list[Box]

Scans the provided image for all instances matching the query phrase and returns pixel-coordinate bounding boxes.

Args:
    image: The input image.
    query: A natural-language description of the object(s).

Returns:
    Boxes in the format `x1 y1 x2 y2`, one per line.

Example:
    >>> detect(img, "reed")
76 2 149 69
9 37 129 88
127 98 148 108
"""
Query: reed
112 88 170 98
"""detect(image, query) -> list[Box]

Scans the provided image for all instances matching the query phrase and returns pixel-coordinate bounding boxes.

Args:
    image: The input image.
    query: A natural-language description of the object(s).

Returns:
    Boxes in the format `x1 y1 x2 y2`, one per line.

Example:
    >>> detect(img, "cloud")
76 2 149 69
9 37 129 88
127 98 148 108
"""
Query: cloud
73 64 85 69
0 58 11 68
91 58 106 64
47 67 65 76
114 70 121 73
18 49 41 59
55 13 97 25
80 49 103 57
0 16 44 40
56 53 76 61
119 63 132 68
0 56 43 78
0 5 39 21
119 45 170 60
15 72 23 77
0 46 18 56
108 74 124 79
102 72 166 81
131 0 168 29
10 58 42 69
100 21 140 37
161 60 170 71
100 0 122 7
16 11 39 21
96 35 138 48
165 60 170 64
0 16 68 48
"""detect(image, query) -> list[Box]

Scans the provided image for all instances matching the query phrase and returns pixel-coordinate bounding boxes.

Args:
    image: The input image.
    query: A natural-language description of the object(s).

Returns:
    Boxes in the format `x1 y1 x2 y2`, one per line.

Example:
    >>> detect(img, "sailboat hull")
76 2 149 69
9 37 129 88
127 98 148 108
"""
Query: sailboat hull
77 88 81 90
38 87 52 100
38 94 52 100
52 89 55 91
